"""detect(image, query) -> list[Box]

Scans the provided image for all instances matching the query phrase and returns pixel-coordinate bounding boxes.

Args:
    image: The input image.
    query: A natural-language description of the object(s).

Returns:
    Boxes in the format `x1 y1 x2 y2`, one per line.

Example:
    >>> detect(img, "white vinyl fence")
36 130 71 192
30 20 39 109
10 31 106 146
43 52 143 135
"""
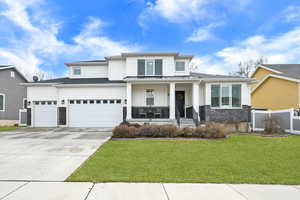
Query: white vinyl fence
252 108 300 134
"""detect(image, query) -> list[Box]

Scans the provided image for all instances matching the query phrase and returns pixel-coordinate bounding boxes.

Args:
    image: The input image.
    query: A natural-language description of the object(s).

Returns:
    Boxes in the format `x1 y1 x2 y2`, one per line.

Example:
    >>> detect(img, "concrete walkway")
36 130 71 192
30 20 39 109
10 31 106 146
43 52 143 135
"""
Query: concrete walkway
0 181 300 200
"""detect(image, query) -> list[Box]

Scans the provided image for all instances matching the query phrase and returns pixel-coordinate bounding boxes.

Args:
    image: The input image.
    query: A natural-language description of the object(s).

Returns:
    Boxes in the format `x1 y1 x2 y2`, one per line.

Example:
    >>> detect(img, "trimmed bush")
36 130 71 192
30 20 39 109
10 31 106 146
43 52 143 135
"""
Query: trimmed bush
113 125 137 138
112 122 228 139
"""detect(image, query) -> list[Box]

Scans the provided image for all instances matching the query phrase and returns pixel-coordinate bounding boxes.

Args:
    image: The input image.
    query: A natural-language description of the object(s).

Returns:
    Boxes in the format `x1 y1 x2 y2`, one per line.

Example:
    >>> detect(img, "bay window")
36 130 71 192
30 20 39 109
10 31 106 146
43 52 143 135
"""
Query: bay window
211 84 242 108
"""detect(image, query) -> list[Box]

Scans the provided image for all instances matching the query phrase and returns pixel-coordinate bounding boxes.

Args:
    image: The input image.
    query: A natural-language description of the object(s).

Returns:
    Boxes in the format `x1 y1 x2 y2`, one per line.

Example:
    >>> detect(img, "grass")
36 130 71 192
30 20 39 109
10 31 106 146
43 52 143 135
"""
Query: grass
68 135 300 184
0 126 18 131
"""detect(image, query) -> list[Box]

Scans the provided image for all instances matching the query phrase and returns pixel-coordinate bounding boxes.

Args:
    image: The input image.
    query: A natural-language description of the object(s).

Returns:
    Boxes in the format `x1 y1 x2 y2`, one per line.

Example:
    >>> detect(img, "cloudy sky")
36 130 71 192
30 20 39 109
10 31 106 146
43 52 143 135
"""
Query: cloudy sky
0 0 300 79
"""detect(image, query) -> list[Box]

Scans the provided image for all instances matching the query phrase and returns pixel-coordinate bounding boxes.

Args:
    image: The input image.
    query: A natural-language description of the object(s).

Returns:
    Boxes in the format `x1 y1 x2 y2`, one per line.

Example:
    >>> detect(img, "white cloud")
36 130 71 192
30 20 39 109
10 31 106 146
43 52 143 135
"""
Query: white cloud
0 0 141 79
283 5 300 22
186 23 222 42
192 26 300 74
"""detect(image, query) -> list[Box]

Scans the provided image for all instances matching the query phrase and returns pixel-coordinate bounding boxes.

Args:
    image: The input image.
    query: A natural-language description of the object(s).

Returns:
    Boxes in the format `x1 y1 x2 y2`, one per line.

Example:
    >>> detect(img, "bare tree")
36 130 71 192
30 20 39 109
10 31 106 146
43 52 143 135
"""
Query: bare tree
232 56 268 77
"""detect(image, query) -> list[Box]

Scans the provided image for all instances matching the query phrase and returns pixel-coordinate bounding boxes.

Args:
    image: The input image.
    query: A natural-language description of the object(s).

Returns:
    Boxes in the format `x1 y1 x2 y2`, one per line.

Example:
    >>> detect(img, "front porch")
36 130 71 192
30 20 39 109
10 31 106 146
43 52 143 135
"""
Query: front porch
125 81 202 125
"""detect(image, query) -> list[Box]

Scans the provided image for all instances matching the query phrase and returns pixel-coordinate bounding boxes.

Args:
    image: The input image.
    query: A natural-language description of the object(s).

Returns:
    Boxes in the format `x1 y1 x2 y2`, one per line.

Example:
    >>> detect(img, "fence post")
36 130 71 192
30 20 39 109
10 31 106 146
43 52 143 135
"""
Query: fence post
290 108 294 133
251 110 255 132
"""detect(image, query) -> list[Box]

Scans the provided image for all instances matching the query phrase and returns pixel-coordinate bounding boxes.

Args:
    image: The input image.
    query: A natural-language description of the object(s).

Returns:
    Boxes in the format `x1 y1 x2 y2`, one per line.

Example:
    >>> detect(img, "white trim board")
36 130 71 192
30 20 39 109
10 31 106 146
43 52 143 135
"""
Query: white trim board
250 65 283 78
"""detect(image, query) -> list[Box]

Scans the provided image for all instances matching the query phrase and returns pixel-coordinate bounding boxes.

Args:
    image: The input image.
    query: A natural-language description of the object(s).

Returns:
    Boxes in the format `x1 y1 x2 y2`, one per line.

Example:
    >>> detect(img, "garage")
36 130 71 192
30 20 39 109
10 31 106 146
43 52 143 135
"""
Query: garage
33 101 57 127
68 99 123 127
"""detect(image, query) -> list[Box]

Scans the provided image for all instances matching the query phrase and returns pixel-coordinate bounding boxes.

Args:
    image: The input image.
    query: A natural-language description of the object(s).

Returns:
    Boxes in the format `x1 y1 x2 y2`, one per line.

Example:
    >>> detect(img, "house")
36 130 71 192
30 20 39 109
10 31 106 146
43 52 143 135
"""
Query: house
24 52 253 128
0 65 28 126
251 64 300 110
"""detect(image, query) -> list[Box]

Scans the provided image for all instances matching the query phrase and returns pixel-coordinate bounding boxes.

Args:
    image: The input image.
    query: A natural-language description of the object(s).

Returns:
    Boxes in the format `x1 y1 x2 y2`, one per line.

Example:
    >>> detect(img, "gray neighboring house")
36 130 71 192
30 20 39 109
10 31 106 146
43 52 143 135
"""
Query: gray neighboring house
0 65 28 126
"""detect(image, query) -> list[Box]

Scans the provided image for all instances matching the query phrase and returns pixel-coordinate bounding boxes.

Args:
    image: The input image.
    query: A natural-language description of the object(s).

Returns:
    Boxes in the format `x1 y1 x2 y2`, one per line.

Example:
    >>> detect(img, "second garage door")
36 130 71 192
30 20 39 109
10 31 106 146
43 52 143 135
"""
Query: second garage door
68 99 123 127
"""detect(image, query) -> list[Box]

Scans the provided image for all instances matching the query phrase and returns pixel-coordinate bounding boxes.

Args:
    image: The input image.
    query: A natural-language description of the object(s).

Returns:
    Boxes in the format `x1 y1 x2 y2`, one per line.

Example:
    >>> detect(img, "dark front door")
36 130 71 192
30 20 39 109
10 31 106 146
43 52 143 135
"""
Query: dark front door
175 91 185 117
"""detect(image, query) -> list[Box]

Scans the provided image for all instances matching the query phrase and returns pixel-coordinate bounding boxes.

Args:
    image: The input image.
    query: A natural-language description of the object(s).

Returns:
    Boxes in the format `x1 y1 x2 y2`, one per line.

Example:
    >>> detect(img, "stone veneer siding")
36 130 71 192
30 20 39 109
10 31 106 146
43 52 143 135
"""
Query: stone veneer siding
199 105 251 122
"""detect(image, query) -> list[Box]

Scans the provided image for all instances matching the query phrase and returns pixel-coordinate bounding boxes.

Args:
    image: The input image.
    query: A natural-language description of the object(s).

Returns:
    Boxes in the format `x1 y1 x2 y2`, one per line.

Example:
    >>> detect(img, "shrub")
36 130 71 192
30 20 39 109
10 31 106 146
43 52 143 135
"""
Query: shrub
137 125 160 137
119 121 141 128
196 122 227 139
177 127 195 137
264 116 285 134
113 125 137 138
159 125 179 137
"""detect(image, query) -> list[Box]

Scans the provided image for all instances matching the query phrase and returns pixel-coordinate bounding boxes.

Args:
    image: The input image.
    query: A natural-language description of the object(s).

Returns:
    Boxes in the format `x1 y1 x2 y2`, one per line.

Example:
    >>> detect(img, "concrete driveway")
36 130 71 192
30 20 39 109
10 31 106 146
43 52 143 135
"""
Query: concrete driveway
0 128 112 181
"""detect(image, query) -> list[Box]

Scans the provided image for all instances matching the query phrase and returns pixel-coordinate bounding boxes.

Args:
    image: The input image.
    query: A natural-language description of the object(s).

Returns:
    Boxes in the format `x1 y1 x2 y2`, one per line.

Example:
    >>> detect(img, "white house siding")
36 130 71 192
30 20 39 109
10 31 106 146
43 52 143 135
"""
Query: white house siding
132 84 169 107
58 86 126 101
126 56 175 77
27 86 58 101
174 58 190 76
69 65 108 79
205 82 251 106
108 60 126 80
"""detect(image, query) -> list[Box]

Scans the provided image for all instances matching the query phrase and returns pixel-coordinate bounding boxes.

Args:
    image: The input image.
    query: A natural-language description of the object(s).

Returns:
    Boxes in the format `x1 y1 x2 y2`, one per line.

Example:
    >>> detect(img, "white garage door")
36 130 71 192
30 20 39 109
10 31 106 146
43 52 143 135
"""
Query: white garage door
69 99 123 127
33 101 57 127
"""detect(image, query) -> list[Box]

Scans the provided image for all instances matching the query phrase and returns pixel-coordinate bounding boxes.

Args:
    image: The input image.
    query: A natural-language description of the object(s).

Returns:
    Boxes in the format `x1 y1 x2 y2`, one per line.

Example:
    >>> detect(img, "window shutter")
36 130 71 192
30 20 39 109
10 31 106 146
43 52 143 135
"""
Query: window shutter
137 59 145 76
155 59 163 75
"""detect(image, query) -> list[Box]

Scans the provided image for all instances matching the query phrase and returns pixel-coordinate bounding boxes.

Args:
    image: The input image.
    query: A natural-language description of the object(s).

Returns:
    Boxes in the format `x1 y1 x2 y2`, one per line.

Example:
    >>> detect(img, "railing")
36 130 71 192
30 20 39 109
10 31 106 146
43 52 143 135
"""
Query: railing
192 107 200 127
175 107 181 126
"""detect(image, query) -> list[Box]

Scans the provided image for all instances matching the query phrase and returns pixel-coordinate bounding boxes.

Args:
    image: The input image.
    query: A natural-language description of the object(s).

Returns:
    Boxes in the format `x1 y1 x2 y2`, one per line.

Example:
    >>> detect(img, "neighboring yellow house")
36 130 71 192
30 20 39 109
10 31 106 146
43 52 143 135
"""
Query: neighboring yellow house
251 64 300 110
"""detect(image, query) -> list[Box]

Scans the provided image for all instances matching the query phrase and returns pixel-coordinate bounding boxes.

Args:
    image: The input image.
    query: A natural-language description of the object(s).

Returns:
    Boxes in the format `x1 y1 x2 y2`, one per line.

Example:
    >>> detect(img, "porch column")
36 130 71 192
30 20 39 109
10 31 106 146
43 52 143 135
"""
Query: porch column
193 82 200 114
169 82 175 119
126 82 132 120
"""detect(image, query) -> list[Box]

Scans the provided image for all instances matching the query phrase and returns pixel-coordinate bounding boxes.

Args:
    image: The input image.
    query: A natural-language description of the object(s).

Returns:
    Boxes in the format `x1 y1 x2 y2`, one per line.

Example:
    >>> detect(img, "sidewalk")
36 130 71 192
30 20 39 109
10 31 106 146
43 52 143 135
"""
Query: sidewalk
0 181 300 200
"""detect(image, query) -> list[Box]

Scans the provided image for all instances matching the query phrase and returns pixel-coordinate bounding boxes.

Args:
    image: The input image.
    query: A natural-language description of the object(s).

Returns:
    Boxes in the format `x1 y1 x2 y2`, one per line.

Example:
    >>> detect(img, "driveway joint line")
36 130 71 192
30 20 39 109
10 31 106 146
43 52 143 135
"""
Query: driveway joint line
162 183 170 200
0 182 29 200
226 184 249 200
84 183 95 200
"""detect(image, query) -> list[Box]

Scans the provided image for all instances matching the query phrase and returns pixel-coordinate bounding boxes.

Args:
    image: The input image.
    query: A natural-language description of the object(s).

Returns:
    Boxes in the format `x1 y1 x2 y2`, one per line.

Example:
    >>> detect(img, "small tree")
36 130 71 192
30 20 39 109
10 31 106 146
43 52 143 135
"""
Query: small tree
232 56 267 77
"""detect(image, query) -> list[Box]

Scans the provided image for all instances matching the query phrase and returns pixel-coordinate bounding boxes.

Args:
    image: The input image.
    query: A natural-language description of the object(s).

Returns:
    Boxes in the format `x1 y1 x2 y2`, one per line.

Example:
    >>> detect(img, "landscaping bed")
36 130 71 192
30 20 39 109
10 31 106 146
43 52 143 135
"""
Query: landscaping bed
68 135 300 184
112 122 228 139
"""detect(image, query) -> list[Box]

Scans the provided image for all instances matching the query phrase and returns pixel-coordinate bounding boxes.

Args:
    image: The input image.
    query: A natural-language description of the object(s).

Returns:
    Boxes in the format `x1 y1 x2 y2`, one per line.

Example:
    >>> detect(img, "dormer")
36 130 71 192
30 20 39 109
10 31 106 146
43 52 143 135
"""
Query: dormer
65 60 109 79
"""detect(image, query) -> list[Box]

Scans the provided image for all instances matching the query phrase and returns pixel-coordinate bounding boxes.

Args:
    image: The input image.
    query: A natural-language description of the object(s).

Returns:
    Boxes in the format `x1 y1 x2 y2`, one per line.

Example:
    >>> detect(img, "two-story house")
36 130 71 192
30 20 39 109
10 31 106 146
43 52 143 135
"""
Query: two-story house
0 65 27 126
24 52 254 127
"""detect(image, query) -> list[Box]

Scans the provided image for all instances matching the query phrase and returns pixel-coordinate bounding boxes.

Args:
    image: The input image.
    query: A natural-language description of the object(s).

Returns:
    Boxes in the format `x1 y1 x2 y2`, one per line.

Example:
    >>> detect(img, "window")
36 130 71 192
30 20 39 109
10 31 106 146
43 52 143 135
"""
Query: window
211 85 220 107
10 71 15 78
83 100 88 104
116 99 121 104
137 59 162 76
175 61 185 72
232 84 242 107
211 84 242 108
76 100 81 104
73 67 81 75
221 86 230 106
103 100 108 104
109 100 115 104
96 100 101 104
146 89 154 106
0 94 5 111
47 101 52 105
90 100 94 104
70 100 74 104
23 99 27 109
41 101 46 105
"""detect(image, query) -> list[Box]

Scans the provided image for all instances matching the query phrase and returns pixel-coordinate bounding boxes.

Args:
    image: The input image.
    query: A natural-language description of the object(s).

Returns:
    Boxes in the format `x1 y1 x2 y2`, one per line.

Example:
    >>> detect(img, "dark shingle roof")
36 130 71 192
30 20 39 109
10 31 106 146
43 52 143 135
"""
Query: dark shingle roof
262 64 300 79
35 77 124 84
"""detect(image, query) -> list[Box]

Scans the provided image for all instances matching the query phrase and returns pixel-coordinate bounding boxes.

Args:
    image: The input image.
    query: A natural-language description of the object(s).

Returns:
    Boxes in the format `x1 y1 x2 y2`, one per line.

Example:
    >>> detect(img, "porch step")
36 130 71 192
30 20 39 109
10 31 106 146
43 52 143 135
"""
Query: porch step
179 118 196 128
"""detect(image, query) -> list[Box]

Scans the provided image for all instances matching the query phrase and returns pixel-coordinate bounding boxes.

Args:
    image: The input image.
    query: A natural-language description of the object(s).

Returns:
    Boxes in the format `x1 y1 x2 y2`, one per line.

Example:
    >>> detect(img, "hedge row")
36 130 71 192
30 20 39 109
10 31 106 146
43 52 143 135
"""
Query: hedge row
112 122 228 139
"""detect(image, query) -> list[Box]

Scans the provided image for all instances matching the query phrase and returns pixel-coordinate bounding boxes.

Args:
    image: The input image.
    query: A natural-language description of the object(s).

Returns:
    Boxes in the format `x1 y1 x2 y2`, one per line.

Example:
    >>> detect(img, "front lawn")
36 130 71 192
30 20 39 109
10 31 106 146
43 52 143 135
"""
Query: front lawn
68 135 300 184
0 126 18 131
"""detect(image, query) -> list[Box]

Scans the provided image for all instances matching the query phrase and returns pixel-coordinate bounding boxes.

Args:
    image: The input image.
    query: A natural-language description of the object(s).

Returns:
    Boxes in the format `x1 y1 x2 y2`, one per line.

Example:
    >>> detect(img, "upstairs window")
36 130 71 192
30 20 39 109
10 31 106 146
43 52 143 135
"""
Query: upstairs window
211 84 242 108
73 67 81 75
0 94 4 111
10 71 15 78
146 89 154 106
138 59 162 76
175 61 185 72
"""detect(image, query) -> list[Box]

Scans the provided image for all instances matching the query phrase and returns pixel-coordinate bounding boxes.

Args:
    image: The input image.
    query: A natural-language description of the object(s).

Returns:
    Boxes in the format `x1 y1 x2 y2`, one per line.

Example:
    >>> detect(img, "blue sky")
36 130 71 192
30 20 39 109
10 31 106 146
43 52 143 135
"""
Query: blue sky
0 0 300 78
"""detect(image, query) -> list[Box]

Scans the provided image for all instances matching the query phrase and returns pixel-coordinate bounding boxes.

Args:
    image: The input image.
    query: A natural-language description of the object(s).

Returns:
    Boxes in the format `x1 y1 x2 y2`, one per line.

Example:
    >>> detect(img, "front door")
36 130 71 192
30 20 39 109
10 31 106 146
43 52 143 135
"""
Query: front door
175 91 185 117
